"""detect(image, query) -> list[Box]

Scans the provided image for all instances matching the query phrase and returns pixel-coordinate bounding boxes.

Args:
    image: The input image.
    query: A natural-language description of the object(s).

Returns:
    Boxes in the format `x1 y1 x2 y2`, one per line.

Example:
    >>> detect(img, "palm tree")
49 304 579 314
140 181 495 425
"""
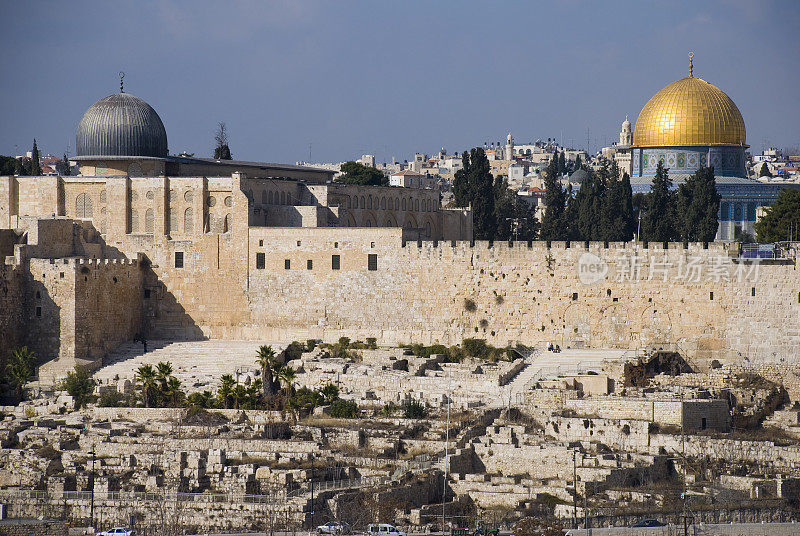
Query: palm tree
135 364 157 408
247 379 263 409
6 346 36 402
275 365 297 396
255 345 279 397
217 374 235 409
187 390 215 409
231 384 248 410
165 376 183 407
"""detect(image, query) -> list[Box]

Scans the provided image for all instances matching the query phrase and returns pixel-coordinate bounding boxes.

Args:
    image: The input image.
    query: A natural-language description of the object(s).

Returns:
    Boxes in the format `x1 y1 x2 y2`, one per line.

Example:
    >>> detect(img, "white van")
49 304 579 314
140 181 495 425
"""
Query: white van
366 524 406 536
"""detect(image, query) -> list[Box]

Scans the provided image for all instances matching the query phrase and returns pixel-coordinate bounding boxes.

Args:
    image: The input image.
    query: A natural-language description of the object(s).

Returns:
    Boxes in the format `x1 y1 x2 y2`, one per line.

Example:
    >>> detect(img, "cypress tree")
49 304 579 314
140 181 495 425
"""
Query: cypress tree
452 151 472 207
640 161 678 242
558 151 566 176
677 165 720 242
30 139 42 176
574 154 582 170
539 155 567 240
619 172 635 240
759 162 772 178
467 148 496 240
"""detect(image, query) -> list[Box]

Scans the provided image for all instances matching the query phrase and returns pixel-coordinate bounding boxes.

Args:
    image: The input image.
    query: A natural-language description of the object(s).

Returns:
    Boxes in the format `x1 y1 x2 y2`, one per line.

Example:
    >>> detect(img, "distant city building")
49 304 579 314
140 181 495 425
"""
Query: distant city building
389 169 437 189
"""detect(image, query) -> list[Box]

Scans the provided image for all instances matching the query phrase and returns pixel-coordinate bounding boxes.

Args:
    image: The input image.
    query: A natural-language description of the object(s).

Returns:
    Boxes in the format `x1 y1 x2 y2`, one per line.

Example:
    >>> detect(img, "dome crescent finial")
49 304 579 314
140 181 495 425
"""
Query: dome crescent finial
688 52 694 77
119 71 125 93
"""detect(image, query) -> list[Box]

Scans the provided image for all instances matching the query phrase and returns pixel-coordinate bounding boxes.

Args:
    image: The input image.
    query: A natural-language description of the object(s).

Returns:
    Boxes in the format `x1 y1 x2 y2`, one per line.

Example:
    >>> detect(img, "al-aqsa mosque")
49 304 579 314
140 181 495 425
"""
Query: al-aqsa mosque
627 54 791 241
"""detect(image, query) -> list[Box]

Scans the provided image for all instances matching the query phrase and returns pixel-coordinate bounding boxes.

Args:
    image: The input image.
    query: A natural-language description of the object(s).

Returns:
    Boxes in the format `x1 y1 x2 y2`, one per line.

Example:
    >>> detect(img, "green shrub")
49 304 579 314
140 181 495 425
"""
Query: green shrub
98 390 125 408
462 338 489 358
62 366 95 409
365 337 377 349
330 399 359 418
284 341 305 361
380 402 397 416
402 399 428 419
306 339 320 352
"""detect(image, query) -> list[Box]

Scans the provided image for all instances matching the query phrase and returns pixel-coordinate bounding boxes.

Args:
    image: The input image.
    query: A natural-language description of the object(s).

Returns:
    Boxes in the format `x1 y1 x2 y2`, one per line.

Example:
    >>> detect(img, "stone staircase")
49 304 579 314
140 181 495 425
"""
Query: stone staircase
93 340 285 393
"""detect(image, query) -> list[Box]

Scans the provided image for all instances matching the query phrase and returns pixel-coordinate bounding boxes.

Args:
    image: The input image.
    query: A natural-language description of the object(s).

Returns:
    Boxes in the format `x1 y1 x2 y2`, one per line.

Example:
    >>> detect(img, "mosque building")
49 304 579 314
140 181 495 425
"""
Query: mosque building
627 55 797 241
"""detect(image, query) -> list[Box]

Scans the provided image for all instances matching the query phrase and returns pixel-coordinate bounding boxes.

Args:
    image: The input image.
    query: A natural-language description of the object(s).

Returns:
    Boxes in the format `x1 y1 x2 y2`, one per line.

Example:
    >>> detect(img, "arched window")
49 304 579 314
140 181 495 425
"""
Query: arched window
354 196 359 209
184 208 193 234
733 203 742 221
381 197 386 209
368 196 373 209
365 219 372 227
268 191 274 204
130 209 139 233
395 197 400 210
76 193 93 219
99 190 107 204
402 198 407 211
224 213 231 233
720 202 730 220
145 209 154 233
425 222 431 237
387 198 393 210
385 219 392 226
347 197 352 208
415 199 419 211
280 192 286 205
262 191 268 204
169 209 178 233
361 196 365 208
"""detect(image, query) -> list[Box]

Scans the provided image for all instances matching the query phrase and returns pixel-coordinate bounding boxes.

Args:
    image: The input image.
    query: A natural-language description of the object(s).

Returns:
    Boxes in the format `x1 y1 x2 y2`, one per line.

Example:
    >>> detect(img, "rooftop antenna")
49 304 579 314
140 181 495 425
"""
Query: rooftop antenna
119 71 125 92
688 52 694 77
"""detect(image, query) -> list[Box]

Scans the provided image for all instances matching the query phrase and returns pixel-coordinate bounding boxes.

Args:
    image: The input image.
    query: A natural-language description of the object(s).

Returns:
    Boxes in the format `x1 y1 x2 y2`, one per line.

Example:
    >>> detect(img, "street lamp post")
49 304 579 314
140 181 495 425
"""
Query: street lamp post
89 447 96 528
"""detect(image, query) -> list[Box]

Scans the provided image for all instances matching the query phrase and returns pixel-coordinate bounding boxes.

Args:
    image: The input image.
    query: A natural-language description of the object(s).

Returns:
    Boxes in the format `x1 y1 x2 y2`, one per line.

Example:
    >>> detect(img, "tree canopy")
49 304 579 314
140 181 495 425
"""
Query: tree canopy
640 161 679 242
539 155 568 241
676 165 720 242
759 162 773 178
214 122 232 160
30 139 41 176
754 188 800 243
336 161 389 186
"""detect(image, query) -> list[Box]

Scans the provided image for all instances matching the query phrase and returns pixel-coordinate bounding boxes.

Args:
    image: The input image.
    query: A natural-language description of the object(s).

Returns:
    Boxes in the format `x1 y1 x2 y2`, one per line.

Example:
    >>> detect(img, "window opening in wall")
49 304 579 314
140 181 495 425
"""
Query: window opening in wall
144 289 151 299
175 251 184 268
256 252 265 269
607 289 612 296
334 242 339 248
572 292 578 301
370 242 375 248
60 272 64 279
259 239 264 247
368 254 378 271
307 259 313 270
751 287 755 297
709 291 714 300
297 241 302 246
284 259 291 270
36 307 42 317
332 254 340 270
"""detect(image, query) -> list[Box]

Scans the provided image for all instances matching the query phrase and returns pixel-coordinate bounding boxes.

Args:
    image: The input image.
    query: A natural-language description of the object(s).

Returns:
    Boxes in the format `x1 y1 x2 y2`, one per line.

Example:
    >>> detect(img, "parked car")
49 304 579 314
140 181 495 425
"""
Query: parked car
630 519 666 527
97 528 136 536
316 521 351 534
367 523 406 536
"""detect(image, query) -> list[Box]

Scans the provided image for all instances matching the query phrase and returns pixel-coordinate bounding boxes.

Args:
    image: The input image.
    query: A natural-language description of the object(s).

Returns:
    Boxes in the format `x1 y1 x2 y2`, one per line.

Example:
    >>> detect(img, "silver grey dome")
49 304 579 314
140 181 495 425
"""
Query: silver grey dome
76 93 168 158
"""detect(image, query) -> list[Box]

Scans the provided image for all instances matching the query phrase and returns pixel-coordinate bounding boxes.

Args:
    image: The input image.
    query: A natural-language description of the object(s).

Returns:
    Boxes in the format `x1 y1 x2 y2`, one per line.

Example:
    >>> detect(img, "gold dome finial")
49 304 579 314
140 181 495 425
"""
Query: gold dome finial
688 52 694 77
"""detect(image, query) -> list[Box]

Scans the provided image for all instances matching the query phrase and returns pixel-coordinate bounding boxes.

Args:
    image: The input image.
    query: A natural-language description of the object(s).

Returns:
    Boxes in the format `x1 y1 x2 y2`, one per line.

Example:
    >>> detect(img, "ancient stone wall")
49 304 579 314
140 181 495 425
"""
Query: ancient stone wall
0 263 24 365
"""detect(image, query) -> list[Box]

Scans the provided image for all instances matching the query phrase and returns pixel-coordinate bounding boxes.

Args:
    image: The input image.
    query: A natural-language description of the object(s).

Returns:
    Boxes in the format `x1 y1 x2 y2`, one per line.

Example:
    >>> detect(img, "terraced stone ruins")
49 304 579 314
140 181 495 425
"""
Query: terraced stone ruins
2 339 800 534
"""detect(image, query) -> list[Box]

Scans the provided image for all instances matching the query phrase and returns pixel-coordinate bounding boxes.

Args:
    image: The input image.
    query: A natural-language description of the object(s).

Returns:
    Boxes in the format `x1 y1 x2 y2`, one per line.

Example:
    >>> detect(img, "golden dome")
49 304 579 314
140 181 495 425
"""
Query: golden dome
633 75 746 148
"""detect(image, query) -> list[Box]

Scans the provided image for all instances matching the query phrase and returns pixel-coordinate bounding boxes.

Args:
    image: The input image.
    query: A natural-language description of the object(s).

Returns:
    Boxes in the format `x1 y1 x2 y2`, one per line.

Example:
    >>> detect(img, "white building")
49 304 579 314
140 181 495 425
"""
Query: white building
389 170 437 189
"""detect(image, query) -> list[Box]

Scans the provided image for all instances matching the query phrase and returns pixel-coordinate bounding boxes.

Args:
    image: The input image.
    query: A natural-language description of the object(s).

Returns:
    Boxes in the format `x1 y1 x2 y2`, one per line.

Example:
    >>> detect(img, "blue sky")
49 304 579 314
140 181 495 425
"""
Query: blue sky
1 0 799 163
